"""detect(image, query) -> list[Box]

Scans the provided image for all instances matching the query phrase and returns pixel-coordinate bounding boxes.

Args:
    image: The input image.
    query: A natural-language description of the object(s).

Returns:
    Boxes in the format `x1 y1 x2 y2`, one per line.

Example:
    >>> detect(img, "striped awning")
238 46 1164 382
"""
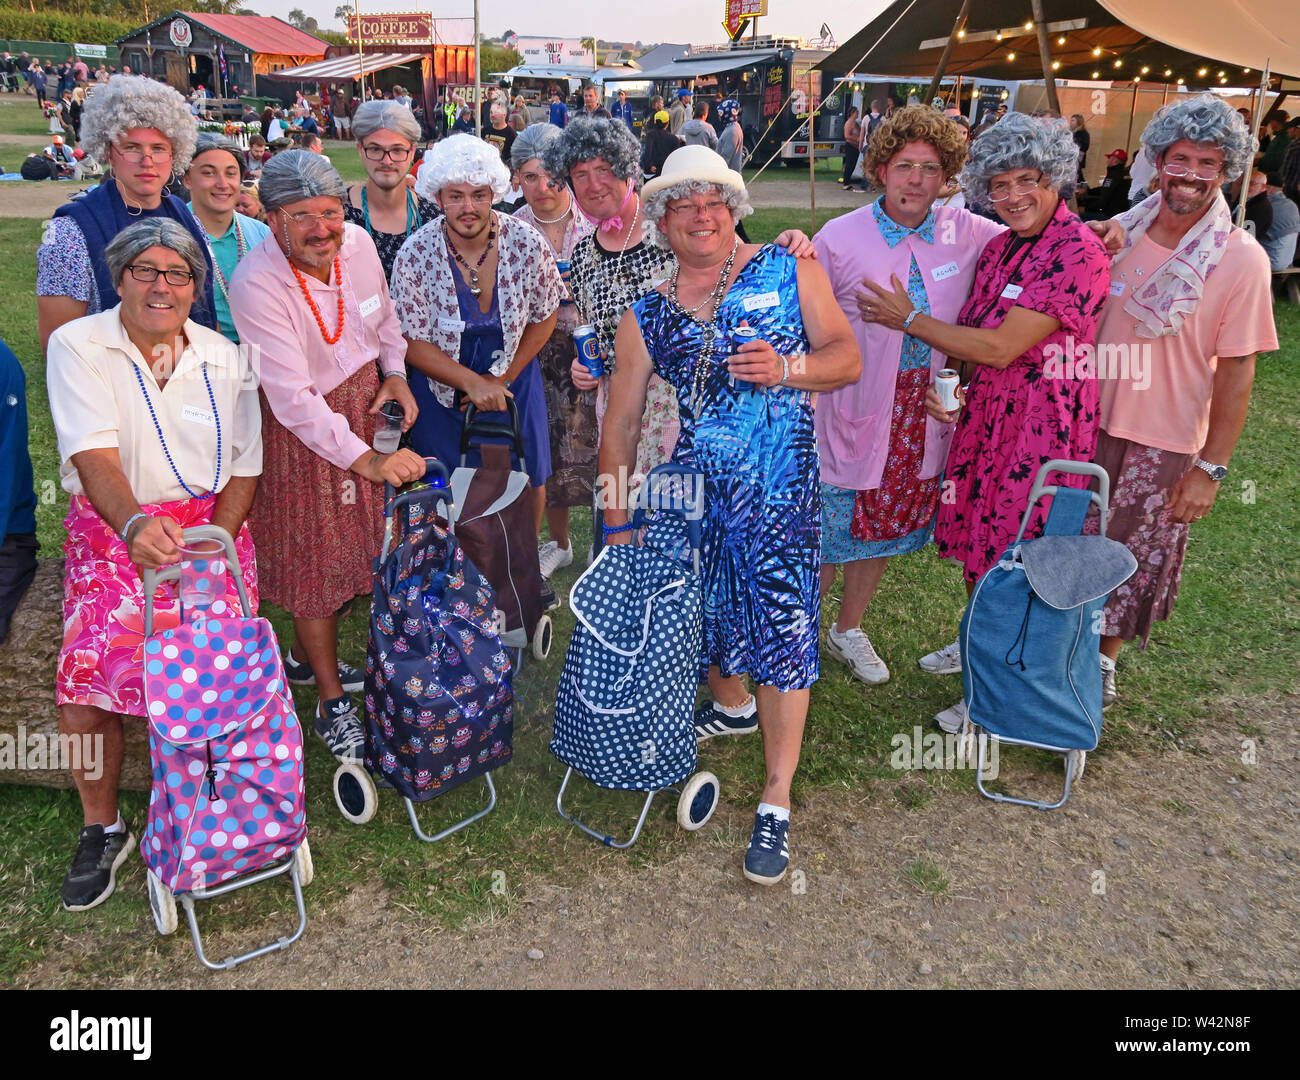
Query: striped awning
266 52 416 82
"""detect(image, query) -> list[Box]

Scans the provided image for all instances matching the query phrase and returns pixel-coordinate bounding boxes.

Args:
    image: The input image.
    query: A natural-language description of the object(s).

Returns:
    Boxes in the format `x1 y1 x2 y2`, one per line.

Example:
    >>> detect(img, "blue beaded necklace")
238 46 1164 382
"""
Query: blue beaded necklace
132 359 222 499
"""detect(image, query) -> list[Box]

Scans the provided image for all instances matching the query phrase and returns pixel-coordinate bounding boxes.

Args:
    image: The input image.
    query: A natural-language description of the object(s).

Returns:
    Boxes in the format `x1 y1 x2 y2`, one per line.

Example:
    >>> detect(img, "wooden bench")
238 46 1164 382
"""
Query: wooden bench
1275 266 1300 304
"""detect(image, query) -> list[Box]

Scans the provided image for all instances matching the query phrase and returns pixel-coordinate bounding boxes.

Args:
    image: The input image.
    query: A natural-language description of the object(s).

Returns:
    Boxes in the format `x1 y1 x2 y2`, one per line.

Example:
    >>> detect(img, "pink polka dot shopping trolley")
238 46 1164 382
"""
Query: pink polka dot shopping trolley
140 525 311 972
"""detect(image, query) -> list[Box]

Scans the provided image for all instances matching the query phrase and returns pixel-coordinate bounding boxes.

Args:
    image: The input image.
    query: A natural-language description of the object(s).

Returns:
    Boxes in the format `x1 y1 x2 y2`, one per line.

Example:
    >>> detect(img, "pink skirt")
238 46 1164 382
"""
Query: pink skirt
57 494 259 717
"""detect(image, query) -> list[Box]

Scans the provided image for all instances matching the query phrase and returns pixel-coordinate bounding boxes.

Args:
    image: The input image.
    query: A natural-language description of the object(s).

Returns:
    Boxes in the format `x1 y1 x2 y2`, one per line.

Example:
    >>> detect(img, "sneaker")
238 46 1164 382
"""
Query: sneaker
1100 654 1118 709
934 699 967 734
826 625 890 684
540 583 562 613
62 823 134 912
694 697 758 741
918 639 962 675
284 648 365 694
538 539 574 579
314 695 365 762
743 810 790 885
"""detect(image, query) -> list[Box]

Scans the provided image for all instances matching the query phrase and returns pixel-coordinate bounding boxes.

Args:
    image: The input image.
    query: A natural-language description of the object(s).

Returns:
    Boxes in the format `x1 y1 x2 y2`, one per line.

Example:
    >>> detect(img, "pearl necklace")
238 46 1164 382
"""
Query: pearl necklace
289 256 345 345
667 238 740 417
615 197 641 279
210 216 246 306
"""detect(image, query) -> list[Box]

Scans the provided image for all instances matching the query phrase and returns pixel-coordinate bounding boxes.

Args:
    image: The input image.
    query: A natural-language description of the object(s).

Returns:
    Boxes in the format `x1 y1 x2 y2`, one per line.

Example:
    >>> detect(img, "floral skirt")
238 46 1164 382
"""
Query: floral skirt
249 364 384 619
57 494 259 716
1083 430 1195 648
538 328 598 508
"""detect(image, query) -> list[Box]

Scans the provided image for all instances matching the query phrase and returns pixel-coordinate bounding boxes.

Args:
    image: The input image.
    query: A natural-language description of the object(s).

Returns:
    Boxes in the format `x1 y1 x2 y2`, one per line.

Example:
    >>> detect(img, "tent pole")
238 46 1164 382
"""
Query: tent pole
1238 61 1271 229
1030 0 1060 114
353 0 366 103
1124 82 1138 153
926 0 971 102
809 97 816 234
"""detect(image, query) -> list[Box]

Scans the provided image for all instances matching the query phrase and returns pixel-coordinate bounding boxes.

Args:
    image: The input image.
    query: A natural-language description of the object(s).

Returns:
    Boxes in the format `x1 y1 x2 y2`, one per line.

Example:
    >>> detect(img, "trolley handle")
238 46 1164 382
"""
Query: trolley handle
631 463 705 565
382 458 454 563
457 396 526 464
1013 458 1111 542
142 524 251 636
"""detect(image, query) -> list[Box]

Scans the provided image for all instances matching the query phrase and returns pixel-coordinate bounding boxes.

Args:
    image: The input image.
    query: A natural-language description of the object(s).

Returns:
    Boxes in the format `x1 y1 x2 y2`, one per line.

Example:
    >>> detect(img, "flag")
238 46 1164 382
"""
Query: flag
218 43 227 85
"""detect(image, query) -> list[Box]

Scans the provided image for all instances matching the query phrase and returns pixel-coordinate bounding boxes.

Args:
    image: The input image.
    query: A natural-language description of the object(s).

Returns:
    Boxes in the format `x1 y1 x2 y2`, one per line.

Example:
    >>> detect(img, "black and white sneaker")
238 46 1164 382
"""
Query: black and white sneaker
284 648 365 694
61 823 134 912
540 584 562 613
694 697 758 741
314 695 365 763
743 810 790 885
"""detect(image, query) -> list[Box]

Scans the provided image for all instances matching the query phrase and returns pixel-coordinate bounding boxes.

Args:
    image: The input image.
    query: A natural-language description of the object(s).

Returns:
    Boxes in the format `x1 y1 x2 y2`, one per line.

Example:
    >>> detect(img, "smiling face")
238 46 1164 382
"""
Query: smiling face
1157 139 1226 217
436 183 495 242
357 127 414 192
117 245 195 342
877 139 944 226
658 185 735 264
184 148 242 221
569 157 629 221
108 126 173 206
989 167 1056 236
270 195 345 272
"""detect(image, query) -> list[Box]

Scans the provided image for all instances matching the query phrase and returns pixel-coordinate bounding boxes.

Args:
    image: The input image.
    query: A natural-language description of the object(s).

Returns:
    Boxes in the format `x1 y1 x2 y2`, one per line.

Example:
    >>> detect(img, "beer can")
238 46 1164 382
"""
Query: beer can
729 327 762 392
935 368 962 412
574 324 604 378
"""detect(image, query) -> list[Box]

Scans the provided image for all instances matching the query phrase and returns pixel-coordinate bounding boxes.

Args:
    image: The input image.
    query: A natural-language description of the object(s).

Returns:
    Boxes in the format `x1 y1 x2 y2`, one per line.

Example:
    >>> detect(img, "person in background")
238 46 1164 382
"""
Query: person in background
343 100 441 283
241 101 259 124
510 123 597 578
392 85 412 109
297 106 321 139
332 87 351 138
452 105 475 135
245 132 268 176
1127 141 1158 207
228 152 423 762
1255 110 1290 175
43 133 80 179
642 110 682 179
1261 170 1299 271
609 88 635 133
236 178 265 222
1280 115 1300 208
47 219 262 912
37 75 216 354
716 98 744 173
483 102 517 165
668 87 691 135
1079 148 1132 219
510 94 530 132
0 339 37 646
295 130 324 154
1069 113 1090 184
839 106 861 187
581 85 610 121
260 105 274 141
183 133 270 344
679 100 718 150
1237 167 1272 238
30 63 46 109
549 87 568 129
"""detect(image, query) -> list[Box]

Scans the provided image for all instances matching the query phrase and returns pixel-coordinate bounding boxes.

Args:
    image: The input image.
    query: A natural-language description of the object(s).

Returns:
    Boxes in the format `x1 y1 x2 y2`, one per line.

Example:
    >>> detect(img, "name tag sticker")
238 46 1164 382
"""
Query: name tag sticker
1109 281 1127 297
181 404 216 428
358 294 382 318
931 261 960 282
437 316 466 333
742 290 781 312
1001 283 1024 300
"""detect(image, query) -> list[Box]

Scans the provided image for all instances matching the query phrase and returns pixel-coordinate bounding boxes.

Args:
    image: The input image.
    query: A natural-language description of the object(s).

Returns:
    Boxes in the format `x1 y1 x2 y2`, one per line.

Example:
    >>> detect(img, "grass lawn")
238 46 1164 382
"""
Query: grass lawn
1 182 1297 982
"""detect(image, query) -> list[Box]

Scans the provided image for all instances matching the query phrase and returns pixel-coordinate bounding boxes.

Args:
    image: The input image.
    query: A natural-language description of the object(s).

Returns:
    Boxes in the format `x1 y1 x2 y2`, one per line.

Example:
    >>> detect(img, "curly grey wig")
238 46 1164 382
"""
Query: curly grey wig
510 121 562 171
80 74 198 172
961 112 1079 210
541 115 641 185
189 132 245 175
104 218 207 297
414 133 511 202
1139 93 1255 181
258 150 347 211
642 178 753 250
351 99 422 145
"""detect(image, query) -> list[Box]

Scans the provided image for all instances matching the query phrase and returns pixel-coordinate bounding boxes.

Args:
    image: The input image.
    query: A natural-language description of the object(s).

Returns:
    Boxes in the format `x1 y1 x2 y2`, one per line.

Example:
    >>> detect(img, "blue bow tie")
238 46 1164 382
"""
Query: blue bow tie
873 200 937 247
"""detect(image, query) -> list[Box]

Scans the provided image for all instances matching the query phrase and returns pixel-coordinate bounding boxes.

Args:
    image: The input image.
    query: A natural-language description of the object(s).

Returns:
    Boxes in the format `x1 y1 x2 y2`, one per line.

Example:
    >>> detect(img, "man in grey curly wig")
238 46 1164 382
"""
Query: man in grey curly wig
1087 94 1276 708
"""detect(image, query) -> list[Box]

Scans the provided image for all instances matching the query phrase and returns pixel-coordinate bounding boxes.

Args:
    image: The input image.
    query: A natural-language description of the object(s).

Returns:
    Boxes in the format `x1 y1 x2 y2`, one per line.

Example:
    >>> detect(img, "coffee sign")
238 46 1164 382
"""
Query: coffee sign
346 12 434 44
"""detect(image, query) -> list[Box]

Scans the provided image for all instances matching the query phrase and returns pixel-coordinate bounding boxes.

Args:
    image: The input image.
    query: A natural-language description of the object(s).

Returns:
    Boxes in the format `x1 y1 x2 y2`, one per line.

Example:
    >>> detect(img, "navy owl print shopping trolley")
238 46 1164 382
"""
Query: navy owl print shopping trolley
332 459 514 841
551 465 721 847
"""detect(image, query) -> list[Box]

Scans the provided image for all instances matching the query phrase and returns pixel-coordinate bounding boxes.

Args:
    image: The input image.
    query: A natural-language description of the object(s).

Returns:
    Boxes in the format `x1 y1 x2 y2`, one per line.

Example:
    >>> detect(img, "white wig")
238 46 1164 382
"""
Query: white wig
80 74 198 172
415 133 511 202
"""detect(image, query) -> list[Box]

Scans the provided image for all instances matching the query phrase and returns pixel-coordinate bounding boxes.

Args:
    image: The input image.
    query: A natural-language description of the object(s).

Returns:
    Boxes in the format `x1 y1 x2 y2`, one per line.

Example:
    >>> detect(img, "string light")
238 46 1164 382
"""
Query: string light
1007 51 1016 61
1113 59 1122 68
1091 70 1100 78
1164 68 1172 77
1140 66 1150 74
1198 67 1208 76
1177 77 1185 84
1023 21 1032 31
957 29 966 38
1092 46 1102 57
1052 60 1061 70
1057 35 1066 46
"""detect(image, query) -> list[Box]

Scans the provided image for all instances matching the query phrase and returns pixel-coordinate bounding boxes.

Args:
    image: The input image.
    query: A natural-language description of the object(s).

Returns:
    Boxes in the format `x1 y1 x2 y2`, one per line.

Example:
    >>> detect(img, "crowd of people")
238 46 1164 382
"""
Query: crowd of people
6 69 1281 907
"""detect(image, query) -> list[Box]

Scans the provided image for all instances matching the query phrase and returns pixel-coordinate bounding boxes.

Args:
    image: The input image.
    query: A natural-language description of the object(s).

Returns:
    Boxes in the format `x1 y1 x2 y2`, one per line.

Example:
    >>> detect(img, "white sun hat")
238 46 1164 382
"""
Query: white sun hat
642 144 746 202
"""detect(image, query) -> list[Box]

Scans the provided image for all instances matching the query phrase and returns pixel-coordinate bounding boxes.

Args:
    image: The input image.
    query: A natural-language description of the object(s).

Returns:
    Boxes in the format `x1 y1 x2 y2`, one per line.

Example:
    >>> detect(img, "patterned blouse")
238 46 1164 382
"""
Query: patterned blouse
390 211 563 408
36 216 102 311
512 201 594 333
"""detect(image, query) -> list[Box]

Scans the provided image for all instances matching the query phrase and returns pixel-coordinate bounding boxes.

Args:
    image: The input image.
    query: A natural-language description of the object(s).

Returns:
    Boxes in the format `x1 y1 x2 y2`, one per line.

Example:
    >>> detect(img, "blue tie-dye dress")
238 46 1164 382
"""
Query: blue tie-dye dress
633 245 820 692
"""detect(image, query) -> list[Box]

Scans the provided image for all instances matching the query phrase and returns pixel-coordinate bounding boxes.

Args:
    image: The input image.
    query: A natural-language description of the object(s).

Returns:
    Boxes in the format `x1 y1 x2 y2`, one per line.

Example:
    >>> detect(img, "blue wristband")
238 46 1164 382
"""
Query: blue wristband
119 512 150 543
602 521 635 537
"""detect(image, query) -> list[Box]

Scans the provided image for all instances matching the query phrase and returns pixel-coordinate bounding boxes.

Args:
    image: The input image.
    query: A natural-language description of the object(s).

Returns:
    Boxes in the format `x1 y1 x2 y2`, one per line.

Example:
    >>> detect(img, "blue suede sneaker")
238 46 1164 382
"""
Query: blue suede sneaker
694 697 758 741
743 810 790 885
284 648 365 694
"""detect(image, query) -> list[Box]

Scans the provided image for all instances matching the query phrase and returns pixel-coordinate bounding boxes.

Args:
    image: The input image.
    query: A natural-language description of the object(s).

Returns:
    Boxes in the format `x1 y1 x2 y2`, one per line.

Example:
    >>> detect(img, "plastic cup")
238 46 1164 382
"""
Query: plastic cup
179 539 227 616
374 400 404 453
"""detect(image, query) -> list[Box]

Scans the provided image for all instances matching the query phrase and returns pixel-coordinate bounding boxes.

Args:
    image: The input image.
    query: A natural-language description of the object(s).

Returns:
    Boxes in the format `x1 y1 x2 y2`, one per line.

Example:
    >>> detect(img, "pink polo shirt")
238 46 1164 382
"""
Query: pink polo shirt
229 223 407 471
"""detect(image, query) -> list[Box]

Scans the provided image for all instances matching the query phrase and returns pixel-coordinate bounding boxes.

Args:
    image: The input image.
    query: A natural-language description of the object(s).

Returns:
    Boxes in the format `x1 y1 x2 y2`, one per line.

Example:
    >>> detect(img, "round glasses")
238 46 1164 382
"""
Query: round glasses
989 174 1044 201
113 143 173 164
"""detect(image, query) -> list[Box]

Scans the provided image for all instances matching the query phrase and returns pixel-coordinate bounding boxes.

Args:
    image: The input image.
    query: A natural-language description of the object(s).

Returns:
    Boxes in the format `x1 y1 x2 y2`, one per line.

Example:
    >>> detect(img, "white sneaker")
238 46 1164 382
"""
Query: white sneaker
1100 654 1118 709
538 540 574 579
934 699 967 734
826 625 890 684
918 638 962 675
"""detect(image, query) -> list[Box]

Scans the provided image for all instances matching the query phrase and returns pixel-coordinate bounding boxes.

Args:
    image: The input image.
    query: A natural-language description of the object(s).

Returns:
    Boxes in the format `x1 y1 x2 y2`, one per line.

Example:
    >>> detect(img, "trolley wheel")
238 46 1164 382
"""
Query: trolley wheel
532 614 553 660
333 763 377 825
677 771 720 831
292 836 314 887
146 868 177 936
1066 749 1087 783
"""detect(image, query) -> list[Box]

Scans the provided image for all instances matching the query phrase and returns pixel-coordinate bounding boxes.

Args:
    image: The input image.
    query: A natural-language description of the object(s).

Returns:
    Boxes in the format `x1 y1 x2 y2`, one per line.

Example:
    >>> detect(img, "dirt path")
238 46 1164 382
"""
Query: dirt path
20 691 1297 989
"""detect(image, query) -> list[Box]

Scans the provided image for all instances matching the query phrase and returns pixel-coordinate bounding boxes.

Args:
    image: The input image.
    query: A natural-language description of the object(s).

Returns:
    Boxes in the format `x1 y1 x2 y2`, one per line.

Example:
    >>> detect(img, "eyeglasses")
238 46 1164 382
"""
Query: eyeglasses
1161 163 1223 182
989 173 1044 201
284 208 346 228
889 161 944 179
360 143 413 162
125 264 195 286
114 143 173 164
441 191 494 207
666 199 728 217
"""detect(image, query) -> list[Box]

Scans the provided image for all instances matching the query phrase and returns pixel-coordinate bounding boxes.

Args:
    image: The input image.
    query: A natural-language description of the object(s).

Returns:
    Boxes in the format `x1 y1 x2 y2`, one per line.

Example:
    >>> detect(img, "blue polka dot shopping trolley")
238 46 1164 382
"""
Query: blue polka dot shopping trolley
551 464 721 847
140 525 310 972
332 459 514 842
958 459 1137 810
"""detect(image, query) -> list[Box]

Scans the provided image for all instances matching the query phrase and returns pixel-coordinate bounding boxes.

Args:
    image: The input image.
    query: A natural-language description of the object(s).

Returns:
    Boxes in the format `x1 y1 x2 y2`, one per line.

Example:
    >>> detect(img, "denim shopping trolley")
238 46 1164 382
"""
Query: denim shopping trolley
959 460 1137 809
333 460 513 842
141 525 310 971
551 464 720 847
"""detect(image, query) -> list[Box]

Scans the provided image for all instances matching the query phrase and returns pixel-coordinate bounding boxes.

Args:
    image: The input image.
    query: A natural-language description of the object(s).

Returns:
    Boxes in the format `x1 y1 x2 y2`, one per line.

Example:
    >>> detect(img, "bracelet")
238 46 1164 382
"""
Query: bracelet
779 354 791 386
602 521 635 537
119 512 150 543
902 308 922 332
383 369 409 382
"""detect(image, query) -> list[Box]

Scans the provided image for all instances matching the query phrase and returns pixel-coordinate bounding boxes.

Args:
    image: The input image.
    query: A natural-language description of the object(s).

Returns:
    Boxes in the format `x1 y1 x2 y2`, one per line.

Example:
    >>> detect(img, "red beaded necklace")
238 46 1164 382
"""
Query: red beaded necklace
289 256 345 345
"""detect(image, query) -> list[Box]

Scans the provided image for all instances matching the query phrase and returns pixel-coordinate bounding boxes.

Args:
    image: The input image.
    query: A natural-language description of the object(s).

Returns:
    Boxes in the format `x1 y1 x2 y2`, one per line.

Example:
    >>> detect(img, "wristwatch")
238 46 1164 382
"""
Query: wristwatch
1193 458 1228 482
